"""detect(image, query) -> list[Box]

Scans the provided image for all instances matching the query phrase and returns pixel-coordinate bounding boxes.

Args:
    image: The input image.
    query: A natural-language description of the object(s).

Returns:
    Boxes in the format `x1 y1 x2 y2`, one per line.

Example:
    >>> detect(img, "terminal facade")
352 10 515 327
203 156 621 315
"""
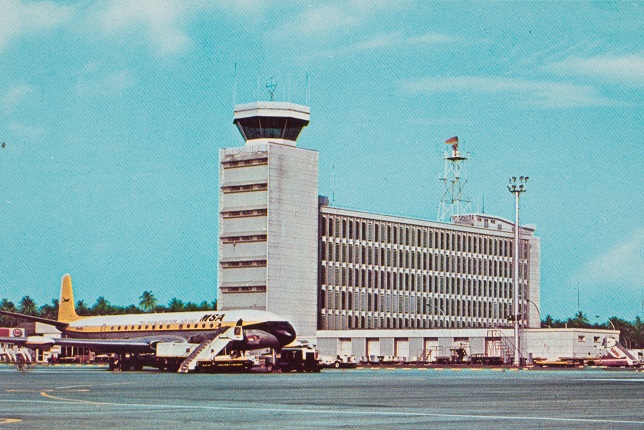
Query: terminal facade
218 100 543 362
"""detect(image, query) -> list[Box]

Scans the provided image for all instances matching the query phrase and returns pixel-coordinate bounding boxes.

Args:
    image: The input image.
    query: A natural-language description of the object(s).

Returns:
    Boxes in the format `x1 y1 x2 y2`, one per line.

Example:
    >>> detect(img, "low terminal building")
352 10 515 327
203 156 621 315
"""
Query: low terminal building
0 327 32 363
525 328 622 362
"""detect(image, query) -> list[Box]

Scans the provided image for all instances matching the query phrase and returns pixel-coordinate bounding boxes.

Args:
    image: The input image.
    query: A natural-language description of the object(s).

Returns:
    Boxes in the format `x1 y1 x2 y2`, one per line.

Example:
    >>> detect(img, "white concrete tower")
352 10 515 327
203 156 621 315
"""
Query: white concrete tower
218 101 319 339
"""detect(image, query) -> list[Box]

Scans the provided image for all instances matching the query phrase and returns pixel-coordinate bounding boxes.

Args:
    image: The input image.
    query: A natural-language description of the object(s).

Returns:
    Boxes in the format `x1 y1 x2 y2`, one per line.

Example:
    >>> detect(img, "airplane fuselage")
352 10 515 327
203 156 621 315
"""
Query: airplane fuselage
62 309 296 352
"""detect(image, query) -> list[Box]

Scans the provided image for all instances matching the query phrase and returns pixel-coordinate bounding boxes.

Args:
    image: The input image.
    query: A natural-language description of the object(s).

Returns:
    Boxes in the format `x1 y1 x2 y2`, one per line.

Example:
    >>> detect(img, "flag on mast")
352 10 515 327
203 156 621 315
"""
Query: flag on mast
445 136 458 145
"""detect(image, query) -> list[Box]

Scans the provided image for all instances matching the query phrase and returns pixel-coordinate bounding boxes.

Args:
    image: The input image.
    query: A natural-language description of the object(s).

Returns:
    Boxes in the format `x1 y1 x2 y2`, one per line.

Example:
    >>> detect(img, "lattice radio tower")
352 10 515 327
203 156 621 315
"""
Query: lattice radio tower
437 136 472 222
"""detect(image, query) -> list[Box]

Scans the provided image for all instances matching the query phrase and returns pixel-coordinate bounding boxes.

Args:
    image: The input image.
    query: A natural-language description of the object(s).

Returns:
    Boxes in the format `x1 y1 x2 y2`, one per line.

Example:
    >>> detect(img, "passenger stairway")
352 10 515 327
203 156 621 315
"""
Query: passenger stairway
603 337 638 366
177 324 244 373
487 330 515 365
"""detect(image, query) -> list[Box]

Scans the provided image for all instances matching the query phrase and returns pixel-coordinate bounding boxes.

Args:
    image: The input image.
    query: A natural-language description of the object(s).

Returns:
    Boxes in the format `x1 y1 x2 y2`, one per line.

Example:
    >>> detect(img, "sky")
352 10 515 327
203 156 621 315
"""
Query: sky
0 0 642 322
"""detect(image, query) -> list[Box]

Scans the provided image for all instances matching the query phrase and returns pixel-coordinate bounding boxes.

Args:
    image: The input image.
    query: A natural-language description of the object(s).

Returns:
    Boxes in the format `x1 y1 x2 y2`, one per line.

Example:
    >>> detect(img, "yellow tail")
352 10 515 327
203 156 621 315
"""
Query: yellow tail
58 274 82 323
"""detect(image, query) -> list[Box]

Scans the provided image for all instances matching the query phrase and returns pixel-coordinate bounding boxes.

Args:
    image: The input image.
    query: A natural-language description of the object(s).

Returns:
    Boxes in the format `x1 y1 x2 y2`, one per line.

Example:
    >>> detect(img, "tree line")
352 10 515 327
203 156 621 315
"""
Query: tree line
0 291 217 327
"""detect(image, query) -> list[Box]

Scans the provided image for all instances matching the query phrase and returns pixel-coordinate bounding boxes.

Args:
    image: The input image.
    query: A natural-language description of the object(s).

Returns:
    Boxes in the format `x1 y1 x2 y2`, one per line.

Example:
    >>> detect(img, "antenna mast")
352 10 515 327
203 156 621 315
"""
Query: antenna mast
437 136 472 222
266 77 277 101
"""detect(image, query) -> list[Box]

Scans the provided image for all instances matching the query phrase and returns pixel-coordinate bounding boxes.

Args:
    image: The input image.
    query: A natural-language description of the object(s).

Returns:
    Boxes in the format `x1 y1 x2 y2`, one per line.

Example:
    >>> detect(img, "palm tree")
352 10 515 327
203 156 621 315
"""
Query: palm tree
39 299 59 320
0 299 17 326
92 296 111 315
76 300 89 316
19 296 38 316
167 298 184 312
139 291 157 312
569 310 589 328
0 298 16 312
196 300 211 311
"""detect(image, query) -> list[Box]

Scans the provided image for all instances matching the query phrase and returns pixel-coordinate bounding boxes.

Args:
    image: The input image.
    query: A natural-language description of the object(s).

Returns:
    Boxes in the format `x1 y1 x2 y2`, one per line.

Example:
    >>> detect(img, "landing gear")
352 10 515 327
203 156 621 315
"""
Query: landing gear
108 353 144 371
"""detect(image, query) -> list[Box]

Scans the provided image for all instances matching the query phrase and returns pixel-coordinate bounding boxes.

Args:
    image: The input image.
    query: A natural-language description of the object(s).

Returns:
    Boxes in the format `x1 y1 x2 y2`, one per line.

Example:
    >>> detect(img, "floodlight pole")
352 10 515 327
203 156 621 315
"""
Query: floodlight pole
508 176 528 366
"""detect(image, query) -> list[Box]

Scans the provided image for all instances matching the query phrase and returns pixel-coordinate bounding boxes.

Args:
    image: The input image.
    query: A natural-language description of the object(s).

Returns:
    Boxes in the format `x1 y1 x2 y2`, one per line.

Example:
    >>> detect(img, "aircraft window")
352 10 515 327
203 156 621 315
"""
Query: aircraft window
137 325 142 330
179 324 183 329
110 326 114 330
145 325 149 329
202 323 206 328
209 323 213 328
166 325 170 329
118 326 121 330
152 325 156 329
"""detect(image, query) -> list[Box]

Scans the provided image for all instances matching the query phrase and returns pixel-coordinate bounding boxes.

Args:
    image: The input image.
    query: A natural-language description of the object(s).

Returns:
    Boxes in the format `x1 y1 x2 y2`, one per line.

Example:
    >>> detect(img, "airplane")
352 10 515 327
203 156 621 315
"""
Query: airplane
0 274 296 372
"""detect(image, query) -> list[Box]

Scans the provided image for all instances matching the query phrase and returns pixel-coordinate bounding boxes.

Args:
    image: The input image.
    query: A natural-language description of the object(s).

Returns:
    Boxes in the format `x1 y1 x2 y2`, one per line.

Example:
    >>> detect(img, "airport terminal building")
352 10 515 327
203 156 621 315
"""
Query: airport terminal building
218 101 542 362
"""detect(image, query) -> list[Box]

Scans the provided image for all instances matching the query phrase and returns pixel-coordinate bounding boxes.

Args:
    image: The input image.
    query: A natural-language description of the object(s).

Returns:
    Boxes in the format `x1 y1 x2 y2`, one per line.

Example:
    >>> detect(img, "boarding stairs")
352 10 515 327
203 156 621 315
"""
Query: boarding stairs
487 330 515 365
603 337 638 366
178 325 244 373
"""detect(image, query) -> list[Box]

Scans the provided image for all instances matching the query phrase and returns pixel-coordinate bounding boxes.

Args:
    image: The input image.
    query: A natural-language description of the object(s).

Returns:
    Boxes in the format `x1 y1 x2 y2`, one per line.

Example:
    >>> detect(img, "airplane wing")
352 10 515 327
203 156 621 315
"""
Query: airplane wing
0 328 231 355
0 335 158 353
0 333 203 354
0 309 69 331
49 337 158 353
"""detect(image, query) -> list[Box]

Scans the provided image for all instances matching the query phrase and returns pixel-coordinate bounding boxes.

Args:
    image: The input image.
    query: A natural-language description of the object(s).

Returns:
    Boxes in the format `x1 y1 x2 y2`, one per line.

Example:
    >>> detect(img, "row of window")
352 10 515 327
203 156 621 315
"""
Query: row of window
320 313 511 330
320 214 527 257
320 241 528 276
221 155 268 169
320 266 527 294
71 322 226 332
320 289 513 319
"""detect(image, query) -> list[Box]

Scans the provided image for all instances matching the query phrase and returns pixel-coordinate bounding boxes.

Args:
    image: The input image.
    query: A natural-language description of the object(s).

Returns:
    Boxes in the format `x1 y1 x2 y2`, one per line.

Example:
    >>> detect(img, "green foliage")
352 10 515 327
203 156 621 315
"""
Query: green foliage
0 299 17 327
19 296 38 316
76 300 89 316
39 299 59 320
138 291 157 312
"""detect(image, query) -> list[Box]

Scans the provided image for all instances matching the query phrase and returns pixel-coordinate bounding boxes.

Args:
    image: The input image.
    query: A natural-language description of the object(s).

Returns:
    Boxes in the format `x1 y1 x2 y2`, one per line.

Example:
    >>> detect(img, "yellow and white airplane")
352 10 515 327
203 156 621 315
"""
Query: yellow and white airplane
0 274 296 372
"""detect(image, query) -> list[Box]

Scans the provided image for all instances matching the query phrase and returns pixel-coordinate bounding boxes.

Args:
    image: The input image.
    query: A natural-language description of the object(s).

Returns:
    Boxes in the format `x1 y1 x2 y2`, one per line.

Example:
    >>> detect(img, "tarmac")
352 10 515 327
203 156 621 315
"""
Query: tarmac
0 364 643 429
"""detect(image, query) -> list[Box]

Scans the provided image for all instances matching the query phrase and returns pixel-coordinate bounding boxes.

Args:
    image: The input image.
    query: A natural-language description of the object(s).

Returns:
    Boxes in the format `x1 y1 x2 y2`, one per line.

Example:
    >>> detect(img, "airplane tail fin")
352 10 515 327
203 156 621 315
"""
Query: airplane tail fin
58 274 82 323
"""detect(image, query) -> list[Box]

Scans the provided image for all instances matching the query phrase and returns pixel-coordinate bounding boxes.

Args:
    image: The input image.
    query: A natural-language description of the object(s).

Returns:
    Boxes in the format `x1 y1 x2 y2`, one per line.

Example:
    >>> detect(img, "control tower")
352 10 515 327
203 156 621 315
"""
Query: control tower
218 100 319 339
233 102 310 146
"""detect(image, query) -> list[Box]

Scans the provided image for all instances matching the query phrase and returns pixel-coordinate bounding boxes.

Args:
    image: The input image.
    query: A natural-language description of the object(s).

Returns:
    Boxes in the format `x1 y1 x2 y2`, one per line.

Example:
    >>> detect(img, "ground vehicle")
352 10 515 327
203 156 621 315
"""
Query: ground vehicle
322 354 357 369
266 346 322 373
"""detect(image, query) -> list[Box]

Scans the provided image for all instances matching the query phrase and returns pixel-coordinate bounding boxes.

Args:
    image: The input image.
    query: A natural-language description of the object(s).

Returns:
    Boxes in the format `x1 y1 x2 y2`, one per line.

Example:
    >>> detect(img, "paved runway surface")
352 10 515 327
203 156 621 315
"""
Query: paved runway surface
0 365 643 429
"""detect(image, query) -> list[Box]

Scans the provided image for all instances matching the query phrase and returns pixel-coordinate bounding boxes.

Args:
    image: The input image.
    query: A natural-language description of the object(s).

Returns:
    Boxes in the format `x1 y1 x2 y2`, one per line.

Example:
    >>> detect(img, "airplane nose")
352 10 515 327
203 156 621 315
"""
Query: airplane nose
274 321 296 345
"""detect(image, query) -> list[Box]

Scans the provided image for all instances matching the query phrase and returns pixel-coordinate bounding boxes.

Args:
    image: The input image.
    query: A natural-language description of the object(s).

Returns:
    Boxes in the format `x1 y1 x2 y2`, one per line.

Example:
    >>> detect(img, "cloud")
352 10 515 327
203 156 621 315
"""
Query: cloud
287 3 358 41
352 31 462 52
0 0 74 51
90 0 212 56
3 84 34 109
76 68 136 97
547 52 644 88
408 116 475 126
573 228 644 289
297 30 461 61
269 1 416 48
8 122 45 140
402 76 619 108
